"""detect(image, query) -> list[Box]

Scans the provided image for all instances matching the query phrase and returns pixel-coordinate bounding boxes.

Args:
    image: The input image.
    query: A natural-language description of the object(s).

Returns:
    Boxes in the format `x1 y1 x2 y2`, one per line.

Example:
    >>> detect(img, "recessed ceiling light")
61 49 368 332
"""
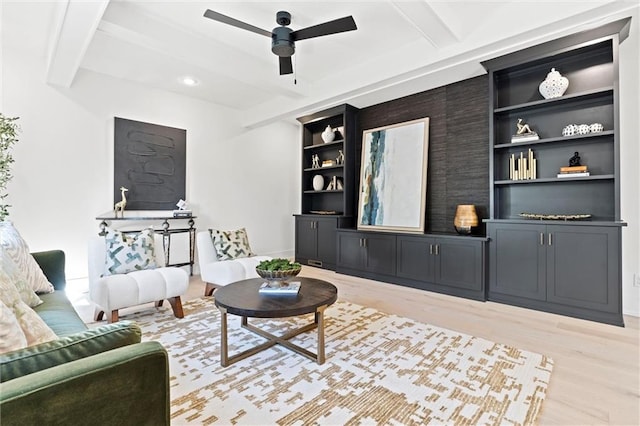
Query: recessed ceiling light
181 76 199 86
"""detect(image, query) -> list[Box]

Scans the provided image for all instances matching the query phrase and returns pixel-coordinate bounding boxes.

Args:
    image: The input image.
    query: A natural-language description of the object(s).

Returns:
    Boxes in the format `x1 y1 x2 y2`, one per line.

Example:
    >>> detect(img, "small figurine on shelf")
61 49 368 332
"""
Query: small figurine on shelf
516 118 534 135
311 154 320 168
556 152 589 178
336 150 344 165
511 118 539 142
113 186 128 218
569 151 581 166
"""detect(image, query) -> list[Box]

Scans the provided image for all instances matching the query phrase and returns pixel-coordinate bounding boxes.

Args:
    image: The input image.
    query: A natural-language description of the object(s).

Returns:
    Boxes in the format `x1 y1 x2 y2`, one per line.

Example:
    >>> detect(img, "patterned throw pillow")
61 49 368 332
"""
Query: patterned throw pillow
0 221 54 294
209 228 255 261
0 267 57 347
0 299 28 354
103 227 158 275
0 252 43 308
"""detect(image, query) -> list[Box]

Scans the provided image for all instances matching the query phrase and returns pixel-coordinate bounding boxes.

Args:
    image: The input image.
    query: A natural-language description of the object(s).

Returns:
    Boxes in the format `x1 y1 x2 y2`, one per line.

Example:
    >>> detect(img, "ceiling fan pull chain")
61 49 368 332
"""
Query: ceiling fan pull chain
294 55 297 85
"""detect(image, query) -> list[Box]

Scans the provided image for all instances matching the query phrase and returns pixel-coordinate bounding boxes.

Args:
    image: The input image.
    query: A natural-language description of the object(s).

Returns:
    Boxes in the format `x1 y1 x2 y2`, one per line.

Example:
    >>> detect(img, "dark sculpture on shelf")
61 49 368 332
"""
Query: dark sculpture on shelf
569 151 581 166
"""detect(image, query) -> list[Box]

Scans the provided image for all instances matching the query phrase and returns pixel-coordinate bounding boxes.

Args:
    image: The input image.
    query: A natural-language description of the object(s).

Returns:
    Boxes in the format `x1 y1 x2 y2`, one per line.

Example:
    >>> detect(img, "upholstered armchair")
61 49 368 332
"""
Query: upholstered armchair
87 230 189 322
196 229 271 296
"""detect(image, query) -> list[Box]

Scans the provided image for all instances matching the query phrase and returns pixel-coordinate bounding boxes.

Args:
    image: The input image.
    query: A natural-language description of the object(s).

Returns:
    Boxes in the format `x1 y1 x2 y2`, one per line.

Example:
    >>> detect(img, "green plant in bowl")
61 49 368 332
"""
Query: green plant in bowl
256 258 301 271
256 258 301 285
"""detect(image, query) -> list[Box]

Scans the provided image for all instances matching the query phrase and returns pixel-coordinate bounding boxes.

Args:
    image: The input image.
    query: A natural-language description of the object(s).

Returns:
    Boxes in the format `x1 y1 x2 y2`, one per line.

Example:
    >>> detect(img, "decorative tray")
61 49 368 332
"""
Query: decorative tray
309 210 339 215
519 213 592 221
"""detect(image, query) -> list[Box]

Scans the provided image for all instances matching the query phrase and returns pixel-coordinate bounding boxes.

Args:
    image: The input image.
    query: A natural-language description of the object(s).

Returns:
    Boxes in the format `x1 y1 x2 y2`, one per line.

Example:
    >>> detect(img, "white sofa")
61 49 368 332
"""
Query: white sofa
88 234 189 322
196 230 271 296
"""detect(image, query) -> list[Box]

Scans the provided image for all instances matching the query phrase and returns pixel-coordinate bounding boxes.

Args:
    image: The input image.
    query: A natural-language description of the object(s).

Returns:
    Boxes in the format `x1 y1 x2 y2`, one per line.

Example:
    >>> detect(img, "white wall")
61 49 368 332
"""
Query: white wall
618 8 640 317
1 43 299 279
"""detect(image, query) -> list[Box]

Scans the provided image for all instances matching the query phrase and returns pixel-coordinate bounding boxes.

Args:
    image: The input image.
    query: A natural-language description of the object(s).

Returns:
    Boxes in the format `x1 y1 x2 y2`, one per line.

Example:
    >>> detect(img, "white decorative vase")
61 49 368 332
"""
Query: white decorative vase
312 175 324 191
539 68 569 99
321 126 335 143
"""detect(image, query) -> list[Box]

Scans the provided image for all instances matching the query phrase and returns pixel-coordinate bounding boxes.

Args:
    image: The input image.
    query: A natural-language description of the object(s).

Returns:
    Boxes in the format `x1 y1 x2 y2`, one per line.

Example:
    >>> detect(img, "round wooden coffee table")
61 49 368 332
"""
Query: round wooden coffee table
214 277 337 367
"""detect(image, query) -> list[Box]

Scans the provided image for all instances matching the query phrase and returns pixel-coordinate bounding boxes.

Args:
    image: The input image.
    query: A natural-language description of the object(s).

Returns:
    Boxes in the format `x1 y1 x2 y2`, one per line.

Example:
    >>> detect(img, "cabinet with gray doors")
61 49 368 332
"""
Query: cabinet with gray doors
336 230 487 301
294 215 351 271
488 222 622 325
336 230 396 276
396 234 486 301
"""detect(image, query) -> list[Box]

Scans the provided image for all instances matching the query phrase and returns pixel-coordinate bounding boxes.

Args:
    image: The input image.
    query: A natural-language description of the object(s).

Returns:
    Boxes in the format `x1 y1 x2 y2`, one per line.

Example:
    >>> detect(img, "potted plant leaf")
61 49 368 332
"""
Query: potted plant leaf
0 114 20 221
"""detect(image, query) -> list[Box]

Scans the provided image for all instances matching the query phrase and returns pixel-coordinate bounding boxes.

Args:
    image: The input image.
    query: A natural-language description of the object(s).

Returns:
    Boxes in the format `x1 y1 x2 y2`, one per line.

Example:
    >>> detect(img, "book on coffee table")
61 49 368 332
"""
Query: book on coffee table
259 281 301 295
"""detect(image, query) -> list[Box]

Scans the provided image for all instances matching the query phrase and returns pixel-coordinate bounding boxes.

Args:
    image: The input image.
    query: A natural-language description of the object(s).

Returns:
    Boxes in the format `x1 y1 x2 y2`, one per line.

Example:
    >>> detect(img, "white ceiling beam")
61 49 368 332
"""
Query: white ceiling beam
389 0 459 48
46 0 109 87
98 1 305 101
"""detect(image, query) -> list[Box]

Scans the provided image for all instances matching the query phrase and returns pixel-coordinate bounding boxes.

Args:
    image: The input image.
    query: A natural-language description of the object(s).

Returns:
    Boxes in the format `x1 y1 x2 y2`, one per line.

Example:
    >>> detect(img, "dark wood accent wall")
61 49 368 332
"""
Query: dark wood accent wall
358 75 489 235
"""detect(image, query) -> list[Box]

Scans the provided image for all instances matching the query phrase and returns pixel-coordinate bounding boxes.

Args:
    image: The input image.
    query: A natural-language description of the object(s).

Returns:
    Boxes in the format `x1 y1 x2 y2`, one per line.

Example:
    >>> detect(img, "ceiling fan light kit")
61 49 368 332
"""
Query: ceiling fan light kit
203 9 357 75
272 26 294 57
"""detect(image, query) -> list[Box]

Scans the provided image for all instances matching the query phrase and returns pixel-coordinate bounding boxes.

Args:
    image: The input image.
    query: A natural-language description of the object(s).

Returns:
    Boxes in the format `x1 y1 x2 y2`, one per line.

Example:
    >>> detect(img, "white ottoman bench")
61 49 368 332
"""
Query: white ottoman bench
196 230 271 296
88 235 189 323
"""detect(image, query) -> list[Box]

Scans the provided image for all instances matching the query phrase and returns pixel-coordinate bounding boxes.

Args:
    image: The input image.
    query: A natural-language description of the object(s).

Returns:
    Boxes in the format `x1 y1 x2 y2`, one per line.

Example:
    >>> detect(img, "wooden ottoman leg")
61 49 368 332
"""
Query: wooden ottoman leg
168 296 184 318
109 310 119 323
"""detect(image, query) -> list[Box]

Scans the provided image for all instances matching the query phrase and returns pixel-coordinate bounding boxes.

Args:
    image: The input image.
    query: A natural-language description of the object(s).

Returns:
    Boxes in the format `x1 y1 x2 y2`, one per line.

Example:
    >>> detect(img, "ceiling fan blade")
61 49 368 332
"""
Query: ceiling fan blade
279 56 293 75
291 16 357 41
203 9 272 38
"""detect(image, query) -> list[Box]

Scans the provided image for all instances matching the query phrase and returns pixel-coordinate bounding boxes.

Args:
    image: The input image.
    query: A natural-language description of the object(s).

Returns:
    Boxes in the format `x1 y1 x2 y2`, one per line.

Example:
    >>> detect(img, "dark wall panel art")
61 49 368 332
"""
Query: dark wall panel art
114 117 186 210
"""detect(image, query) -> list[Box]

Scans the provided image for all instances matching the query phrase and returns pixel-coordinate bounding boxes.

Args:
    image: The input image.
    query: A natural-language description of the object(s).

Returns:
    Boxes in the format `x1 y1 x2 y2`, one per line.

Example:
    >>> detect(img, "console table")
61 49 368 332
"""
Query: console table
96 214 196 275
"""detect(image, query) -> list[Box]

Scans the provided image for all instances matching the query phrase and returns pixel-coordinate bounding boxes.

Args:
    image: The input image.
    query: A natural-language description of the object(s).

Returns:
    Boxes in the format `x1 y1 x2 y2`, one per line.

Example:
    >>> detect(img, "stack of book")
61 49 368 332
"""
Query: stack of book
258 281 301 295
557 165 589 178
511 132 540 143
173 210 193 217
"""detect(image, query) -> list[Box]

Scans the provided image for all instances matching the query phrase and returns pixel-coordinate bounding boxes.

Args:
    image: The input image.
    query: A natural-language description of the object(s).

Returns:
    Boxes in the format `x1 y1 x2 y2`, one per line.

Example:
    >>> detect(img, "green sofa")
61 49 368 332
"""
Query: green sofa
0 250 170 425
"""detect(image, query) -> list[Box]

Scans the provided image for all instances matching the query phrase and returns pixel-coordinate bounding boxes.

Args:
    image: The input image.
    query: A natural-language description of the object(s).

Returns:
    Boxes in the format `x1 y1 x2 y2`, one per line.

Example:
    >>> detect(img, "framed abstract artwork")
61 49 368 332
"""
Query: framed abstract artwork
357 117 430 233
114 117 186 211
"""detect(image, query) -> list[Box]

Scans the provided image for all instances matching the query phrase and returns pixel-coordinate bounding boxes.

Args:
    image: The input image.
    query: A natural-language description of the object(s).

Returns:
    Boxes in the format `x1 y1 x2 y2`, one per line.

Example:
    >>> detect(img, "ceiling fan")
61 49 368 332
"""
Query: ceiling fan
203 9 357 75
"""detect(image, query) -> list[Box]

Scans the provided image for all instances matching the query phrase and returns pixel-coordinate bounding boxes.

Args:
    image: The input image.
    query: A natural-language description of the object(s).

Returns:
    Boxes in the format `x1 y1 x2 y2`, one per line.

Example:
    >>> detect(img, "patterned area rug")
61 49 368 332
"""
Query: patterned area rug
130 298 553 425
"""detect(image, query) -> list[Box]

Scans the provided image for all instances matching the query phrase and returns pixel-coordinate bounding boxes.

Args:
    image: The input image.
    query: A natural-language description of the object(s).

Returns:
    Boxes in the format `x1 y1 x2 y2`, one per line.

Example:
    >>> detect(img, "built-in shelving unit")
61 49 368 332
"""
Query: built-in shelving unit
486 36 622 221
482 17 630 326
294 104 359 270
298 106 358 216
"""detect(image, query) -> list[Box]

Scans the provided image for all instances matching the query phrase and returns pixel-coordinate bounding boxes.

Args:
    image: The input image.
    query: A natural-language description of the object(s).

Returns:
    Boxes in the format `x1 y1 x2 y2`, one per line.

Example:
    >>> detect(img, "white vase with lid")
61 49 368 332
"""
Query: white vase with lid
539 68 569 99
321 126 335 143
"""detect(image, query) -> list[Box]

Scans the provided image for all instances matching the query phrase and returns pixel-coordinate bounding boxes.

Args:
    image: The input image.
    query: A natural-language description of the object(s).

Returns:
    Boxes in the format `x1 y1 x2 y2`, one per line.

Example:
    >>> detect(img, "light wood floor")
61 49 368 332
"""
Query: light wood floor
73 267 640 425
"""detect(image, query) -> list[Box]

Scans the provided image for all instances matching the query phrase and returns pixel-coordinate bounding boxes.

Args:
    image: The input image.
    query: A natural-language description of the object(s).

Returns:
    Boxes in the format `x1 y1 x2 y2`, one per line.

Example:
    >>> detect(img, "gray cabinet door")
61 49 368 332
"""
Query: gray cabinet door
295 217 317 260
436 238 484 291
546 225 620 312
363 234 396 275
396 236 435 282
488 223 546 301
316 218 338 267
336 232 365 270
